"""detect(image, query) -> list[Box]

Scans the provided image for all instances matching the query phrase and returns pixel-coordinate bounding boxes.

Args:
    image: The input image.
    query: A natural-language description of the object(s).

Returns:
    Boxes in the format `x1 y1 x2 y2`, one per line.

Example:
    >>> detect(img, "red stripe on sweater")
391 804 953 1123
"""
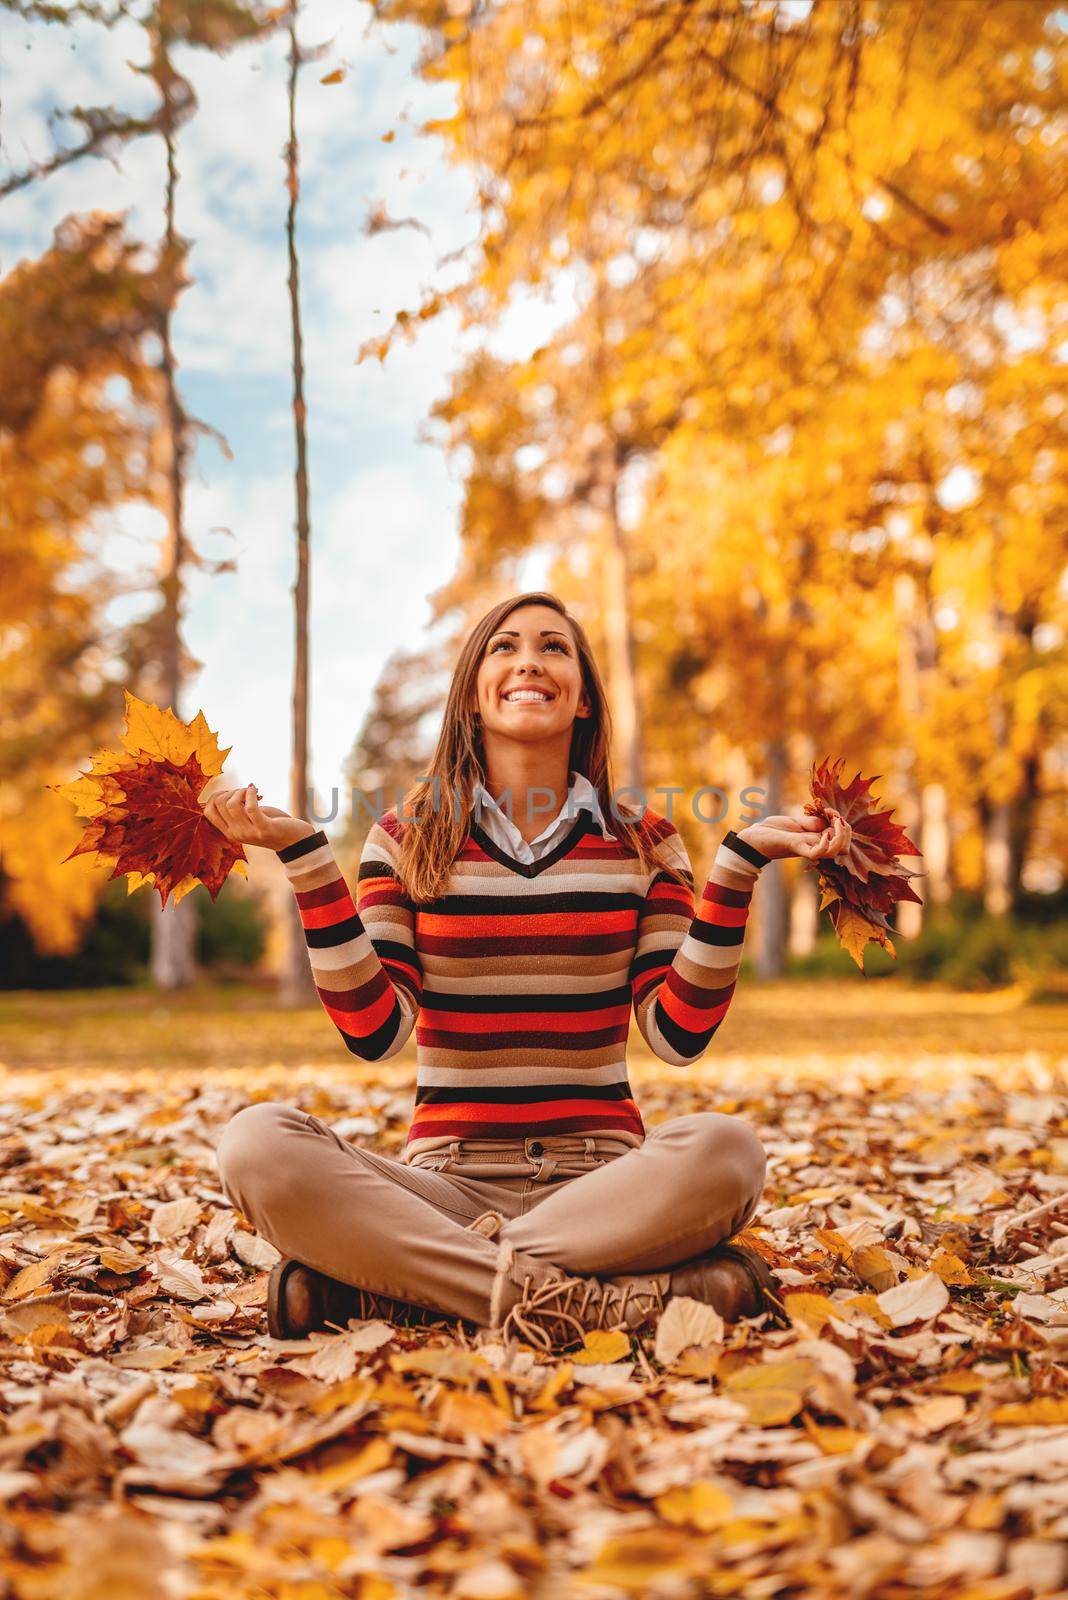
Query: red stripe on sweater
408 1099 643 1127
697 894 749 927
405 1111 646 1141
416 909 637 938
299 896 360 931
417 1005 626 1035
322 983 396 1038
657 984 731 1033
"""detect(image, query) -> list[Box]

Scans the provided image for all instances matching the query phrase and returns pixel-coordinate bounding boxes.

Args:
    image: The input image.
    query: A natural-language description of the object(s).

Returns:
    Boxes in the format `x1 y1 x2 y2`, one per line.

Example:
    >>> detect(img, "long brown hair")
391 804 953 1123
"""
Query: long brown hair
393 592 692 903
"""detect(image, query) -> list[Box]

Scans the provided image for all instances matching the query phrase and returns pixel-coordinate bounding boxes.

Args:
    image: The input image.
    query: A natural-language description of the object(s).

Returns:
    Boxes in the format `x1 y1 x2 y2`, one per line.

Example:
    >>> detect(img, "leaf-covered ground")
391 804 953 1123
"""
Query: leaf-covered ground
1 983 1067 1599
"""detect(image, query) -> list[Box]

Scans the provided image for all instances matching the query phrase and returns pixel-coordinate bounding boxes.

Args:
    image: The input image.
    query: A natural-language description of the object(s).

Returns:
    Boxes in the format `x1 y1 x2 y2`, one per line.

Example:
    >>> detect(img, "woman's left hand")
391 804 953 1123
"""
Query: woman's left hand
735 810 853 863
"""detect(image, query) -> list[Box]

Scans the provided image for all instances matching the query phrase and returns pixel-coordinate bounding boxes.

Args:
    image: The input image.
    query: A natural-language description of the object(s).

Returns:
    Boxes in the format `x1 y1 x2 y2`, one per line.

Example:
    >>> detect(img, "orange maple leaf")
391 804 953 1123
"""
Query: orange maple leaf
48 691 247 910
805 756 925 972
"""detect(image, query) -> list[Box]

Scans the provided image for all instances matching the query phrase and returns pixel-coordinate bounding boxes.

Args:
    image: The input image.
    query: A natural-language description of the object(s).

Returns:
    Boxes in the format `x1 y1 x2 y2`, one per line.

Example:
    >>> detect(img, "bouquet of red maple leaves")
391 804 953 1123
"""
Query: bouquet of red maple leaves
53 696 924 968
49 692 248 910
803 755 924 969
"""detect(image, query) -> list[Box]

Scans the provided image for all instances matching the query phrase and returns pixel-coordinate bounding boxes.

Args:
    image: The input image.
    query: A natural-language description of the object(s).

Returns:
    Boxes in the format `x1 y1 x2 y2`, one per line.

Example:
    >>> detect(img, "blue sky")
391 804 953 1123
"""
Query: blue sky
4 0 562 815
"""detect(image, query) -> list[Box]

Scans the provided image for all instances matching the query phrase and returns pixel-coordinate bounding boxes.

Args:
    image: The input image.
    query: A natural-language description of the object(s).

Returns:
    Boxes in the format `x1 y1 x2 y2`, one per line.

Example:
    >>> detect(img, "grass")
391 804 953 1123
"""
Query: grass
2 976 1066 1080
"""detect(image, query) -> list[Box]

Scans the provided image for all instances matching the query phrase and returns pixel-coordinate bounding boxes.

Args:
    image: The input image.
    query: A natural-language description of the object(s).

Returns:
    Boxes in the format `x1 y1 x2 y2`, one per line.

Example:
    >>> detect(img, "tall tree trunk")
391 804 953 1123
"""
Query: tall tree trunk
982 627 1013 919
1007 610 1042 903
754 738 789 978
919 781 952 908
150 31 196 991
280 0 317 1005
978 528 1016 928
895 785 924 940
787 731 819 955
982 678 1014 916
893 570 948 937
587 257 642 793
983 798 1013 917
1010 752 1042 902
895 781 952 936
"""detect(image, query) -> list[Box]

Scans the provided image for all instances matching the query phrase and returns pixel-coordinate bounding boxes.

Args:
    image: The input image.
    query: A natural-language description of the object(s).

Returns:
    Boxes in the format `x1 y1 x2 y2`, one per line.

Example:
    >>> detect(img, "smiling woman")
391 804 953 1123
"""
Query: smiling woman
211 590 852 1352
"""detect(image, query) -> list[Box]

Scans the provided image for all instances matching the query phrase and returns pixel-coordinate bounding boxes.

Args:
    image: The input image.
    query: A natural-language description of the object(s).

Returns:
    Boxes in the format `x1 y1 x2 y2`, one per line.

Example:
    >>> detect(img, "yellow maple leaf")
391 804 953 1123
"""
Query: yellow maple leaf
991 1398 1068 1426
656 1480 734 1531
801 1415 870 1455
833 900 897 972
852 1243 898 1292
929 1249 973 1286
573 1328 631 1364
784 1292 836 1333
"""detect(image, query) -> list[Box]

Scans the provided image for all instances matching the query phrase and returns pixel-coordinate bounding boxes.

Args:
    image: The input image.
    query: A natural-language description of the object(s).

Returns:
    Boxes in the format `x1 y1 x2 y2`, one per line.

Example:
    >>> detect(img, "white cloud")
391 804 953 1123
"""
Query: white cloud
4 0 497 832
307 455 460 793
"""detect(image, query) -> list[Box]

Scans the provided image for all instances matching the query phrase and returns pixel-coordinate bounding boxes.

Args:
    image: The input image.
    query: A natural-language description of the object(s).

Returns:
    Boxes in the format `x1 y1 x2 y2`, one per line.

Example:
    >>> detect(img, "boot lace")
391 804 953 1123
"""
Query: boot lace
330 1282 459 1332
500 1269 666 1353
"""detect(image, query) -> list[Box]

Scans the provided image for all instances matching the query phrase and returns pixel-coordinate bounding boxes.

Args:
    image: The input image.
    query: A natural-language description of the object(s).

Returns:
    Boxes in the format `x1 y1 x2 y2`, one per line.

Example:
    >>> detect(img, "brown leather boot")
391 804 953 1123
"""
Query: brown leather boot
488 1239 789 1353
266 1259 466 1339
489 1239 671 1353
659 1241 789 1327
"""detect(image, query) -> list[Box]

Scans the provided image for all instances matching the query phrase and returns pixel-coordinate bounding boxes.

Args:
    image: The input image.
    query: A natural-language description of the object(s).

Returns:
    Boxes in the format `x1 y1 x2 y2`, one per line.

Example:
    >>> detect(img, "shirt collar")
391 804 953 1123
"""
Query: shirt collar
472 769 615 842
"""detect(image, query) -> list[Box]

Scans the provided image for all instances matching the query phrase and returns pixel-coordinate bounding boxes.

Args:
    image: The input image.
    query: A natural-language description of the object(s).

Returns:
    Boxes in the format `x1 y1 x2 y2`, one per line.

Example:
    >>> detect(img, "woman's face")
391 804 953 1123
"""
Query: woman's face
473 604 591 747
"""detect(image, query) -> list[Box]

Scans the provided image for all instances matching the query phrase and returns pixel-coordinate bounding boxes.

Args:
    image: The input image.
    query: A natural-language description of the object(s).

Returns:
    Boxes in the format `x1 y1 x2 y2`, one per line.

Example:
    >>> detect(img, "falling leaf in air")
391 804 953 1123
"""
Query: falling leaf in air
49 689 248 909
805 756 925 971
320 66 346 84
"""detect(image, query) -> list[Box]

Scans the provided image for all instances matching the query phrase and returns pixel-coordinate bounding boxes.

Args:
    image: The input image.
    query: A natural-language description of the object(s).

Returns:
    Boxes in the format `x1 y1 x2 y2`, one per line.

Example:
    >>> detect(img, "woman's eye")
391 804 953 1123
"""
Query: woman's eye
489 639 568 654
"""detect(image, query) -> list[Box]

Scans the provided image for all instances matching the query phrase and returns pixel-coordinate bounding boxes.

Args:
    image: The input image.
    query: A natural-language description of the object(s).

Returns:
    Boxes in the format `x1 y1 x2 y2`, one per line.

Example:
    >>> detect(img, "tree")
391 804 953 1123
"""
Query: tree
334 642 450 873
134 0 275 988
278 0 328 1006
4 0 276 985
0 215 181 953
363 0 1067 958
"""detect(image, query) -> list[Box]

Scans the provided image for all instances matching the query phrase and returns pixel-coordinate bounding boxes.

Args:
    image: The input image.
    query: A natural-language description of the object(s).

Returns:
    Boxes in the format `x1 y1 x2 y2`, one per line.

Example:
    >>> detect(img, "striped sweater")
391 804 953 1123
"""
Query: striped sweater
276 806 770 1160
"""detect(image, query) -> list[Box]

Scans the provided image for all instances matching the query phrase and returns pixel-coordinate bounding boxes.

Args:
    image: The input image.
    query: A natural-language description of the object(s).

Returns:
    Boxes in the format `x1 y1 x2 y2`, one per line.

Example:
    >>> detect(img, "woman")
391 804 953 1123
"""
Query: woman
209 592 852 1352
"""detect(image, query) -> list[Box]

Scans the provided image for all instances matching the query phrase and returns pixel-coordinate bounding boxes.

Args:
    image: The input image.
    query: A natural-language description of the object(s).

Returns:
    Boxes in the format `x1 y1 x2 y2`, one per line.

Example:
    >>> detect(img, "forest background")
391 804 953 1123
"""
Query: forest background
2 0 1066 1002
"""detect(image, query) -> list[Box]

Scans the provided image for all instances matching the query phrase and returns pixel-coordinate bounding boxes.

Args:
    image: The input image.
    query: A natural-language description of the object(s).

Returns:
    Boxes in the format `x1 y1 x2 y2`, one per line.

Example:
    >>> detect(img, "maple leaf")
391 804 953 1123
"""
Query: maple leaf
48 691 248 909
805 756 925 972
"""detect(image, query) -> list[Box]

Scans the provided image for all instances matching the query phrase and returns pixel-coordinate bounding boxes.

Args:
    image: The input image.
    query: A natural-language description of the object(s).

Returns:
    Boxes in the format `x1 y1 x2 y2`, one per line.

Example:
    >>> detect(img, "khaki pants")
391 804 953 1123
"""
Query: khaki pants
216 1103 768 1328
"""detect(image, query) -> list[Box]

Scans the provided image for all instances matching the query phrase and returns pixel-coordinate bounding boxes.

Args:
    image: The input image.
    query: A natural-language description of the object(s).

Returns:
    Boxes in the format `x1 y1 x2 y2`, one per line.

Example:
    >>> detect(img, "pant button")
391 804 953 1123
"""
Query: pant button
528 1140 544 1157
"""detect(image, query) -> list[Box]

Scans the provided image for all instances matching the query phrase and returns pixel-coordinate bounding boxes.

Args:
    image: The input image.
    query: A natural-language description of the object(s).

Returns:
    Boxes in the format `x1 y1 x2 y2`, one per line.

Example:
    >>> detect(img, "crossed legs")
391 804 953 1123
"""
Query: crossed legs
216 1102 767 1329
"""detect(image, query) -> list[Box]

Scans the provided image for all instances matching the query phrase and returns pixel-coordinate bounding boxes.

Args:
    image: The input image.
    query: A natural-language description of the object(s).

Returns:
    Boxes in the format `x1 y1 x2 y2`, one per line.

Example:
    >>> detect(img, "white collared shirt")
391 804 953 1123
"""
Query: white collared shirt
472 769 615 864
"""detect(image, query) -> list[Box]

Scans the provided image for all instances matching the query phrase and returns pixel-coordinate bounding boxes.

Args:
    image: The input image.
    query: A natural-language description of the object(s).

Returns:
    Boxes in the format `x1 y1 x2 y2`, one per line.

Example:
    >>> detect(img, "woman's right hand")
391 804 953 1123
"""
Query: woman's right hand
202 784 317 852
